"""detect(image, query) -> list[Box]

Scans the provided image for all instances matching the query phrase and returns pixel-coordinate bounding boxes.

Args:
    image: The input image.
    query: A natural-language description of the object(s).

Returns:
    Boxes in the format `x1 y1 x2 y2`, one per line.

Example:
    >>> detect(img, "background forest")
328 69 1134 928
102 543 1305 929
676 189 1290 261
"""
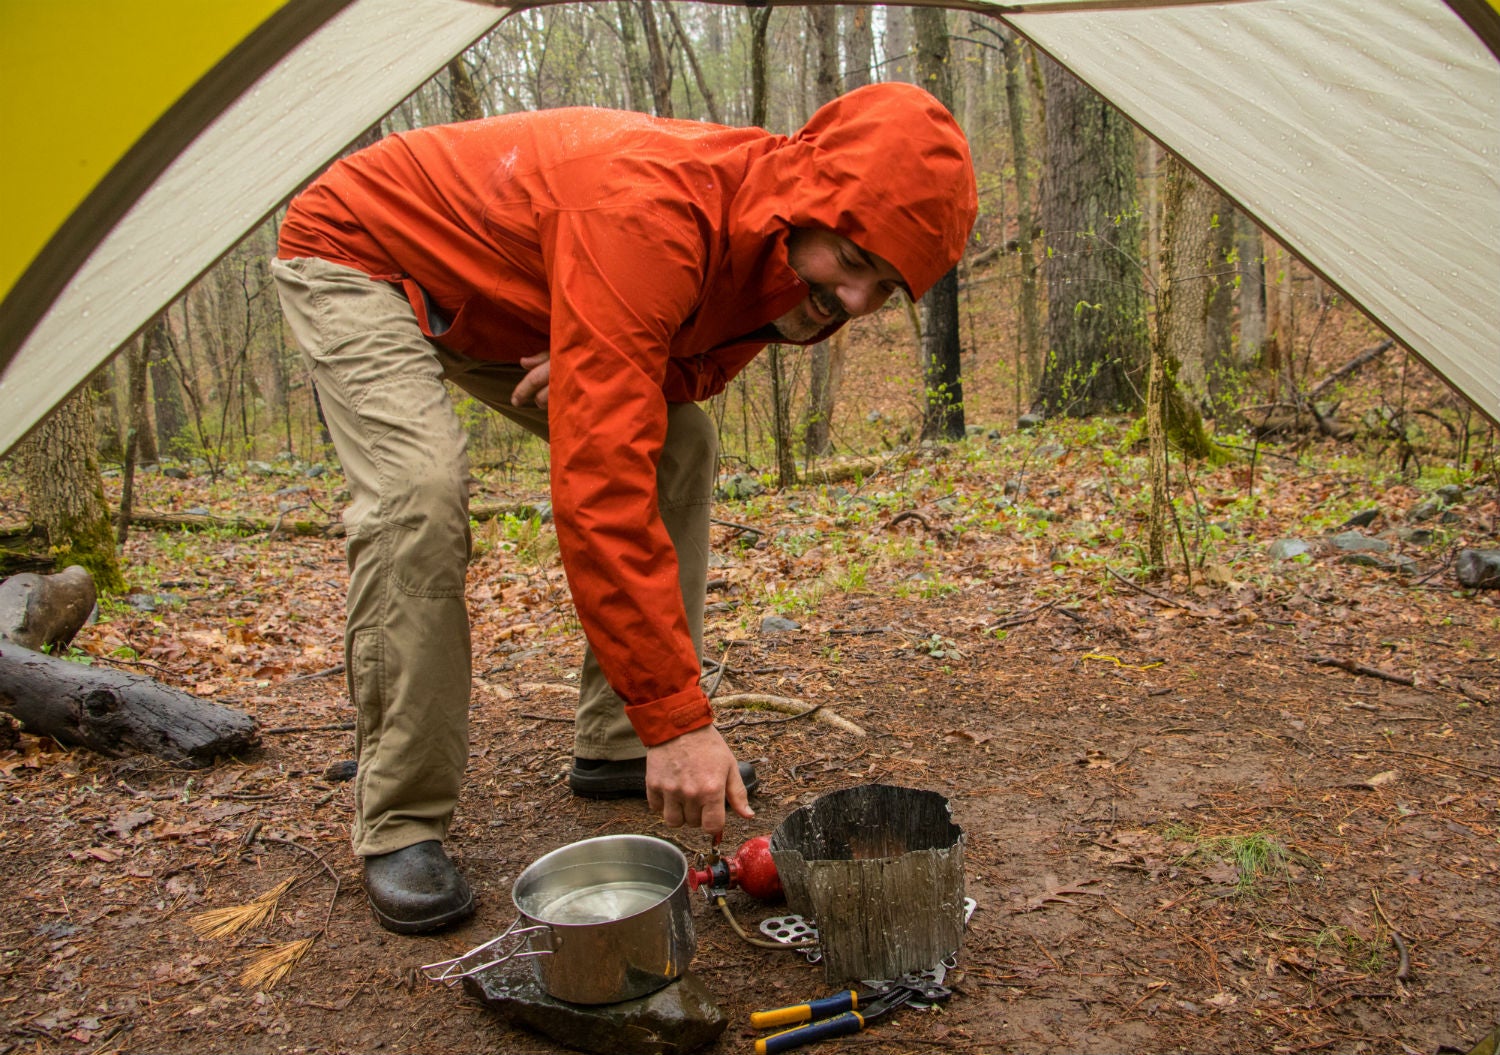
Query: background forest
6 1 1491 582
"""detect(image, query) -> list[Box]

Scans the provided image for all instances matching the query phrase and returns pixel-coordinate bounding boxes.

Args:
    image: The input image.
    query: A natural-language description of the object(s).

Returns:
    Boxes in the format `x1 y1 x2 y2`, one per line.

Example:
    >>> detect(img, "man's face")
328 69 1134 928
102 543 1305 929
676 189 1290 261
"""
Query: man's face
771 228 907 342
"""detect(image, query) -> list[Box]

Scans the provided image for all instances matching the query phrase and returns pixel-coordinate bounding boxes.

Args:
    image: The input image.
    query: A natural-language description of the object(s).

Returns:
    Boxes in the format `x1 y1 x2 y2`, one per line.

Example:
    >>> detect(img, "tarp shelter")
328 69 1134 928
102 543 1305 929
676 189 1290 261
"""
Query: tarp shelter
2 0 1497 455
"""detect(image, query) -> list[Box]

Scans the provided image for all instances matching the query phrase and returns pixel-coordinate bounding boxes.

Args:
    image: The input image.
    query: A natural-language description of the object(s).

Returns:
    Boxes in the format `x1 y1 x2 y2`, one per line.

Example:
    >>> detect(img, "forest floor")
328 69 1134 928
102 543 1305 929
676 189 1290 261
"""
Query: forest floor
2 304 1499 1055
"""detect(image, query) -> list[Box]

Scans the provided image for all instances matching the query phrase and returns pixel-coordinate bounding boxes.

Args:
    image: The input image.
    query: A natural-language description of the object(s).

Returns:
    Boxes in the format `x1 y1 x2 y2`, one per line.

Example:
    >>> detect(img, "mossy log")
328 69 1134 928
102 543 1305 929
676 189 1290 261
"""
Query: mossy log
0 644 258 766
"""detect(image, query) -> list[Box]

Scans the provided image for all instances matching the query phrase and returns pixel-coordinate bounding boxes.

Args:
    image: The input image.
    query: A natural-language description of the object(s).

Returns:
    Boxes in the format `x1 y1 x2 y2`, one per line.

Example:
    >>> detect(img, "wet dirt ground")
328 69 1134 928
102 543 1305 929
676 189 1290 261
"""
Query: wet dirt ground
3 517 1497 1055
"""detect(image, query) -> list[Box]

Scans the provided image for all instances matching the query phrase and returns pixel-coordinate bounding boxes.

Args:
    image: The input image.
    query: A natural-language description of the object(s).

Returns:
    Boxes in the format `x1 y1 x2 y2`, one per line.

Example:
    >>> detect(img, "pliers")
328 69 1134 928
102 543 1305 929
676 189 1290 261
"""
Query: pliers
750 976 950 1054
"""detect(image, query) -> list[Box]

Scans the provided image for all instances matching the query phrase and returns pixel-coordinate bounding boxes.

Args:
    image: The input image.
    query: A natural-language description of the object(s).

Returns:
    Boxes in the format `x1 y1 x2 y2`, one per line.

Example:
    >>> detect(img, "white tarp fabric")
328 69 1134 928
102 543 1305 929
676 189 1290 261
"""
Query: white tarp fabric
1005 0 1500 426
1 0 1496 455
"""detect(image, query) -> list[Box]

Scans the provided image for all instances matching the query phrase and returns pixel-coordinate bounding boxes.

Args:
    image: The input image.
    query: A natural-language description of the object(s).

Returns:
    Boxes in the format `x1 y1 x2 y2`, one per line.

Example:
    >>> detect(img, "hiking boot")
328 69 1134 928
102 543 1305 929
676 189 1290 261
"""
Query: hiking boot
568 757 761 800
363 840 474 935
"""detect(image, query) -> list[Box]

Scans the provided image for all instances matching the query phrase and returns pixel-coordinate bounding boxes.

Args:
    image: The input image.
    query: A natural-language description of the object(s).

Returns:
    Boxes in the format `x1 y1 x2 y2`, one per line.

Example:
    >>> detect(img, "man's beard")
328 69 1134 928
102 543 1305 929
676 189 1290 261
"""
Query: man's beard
771 286 846 341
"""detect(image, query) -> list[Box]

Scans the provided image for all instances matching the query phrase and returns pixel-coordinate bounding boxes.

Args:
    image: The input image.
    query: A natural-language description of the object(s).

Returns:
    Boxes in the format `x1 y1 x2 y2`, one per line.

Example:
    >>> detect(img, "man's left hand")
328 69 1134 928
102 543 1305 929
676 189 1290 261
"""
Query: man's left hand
511 352 551 408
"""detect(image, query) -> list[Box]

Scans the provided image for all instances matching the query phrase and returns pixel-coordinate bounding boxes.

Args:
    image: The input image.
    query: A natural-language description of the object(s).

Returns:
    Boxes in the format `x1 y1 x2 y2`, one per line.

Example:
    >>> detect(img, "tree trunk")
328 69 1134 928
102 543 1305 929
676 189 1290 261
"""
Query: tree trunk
1034 58 1146 417
769 347 798 487
637 0 674 118
843 7 874 90
118 333 154 545
614 0 652 114
1154 157 1218 463
920 269 966 441
803 5 843 461
749 8 772 128
1235 212 1267 369
665 5 721 124
914 7 965 442
804 332 845 462
447 55 485 122
1159 155 1223 405
147 315 186 453
0 644 258 767
1001 30 1042 393
90 365 125 464
884 6 914 84
1203 201 1239 409
15 389 126 595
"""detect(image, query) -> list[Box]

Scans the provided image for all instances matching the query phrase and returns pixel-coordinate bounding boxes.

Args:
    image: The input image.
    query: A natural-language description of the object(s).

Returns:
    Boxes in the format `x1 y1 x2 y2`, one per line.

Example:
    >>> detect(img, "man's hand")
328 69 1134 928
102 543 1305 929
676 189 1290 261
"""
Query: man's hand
646 725 754 839
511 352 551 408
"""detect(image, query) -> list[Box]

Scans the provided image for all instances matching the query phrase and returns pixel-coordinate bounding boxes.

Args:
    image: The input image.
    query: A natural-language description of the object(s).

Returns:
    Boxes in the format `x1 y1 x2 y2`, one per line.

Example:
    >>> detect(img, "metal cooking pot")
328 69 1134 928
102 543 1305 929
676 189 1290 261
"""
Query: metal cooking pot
421 835 695 1005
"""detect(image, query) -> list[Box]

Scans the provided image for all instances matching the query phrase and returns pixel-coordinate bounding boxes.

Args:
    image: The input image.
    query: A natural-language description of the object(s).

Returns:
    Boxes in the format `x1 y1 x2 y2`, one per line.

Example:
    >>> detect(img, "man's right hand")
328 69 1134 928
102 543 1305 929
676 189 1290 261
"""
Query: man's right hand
645 725 754 840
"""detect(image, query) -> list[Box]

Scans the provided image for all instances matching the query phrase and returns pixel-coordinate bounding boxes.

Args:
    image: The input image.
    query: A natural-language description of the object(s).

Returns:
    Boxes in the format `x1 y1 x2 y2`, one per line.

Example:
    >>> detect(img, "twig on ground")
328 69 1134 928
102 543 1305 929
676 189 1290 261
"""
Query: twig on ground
262 722 354 735
286 665 346 684
1106 566 1191 609
261 834 341 935
1311 655 1414 685
1366 746 1500 781
704 641 734 699
718 703 824 731
987 599 1058 631
1371 889 1411 981
711 518 763 540
714 693 866 737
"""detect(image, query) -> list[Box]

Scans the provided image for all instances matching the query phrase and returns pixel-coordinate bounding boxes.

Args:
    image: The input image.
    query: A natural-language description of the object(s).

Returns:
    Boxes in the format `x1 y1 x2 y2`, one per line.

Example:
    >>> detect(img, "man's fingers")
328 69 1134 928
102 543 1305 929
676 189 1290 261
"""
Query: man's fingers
511 355 551 407
698 797 727 842
725 769 755 821
659 795 685 829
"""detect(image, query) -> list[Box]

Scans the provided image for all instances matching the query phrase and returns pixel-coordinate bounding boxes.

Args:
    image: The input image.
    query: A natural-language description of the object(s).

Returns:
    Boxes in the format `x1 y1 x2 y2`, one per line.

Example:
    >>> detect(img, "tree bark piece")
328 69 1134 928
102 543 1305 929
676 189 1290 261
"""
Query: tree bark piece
0 644 258 766
0 566 97 652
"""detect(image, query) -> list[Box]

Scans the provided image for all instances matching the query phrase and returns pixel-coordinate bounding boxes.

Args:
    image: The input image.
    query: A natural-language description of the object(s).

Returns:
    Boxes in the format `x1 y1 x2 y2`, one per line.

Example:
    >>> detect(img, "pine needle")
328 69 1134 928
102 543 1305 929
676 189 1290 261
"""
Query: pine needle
188 878 295 941
239 937 315 991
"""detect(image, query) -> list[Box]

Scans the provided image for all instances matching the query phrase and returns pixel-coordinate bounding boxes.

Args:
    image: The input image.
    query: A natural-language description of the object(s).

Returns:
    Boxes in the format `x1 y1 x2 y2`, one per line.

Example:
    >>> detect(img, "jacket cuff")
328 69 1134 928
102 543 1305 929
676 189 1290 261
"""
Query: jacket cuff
625 686 714 746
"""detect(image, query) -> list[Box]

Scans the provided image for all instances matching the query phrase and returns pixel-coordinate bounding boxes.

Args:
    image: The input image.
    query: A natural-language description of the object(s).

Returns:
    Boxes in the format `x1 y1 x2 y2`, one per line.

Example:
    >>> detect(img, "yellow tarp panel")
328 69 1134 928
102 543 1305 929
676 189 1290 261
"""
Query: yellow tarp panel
0 0 291 299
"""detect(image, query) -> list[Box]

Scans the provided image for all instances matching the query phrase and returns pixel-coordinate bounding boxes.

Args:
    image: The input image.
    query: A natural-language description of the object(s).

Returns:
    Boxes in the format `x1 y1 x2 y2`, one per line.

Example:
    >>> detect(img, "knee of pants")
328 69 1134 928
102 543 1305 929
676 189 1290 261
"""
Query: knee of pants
373 470 472 598
659 404 719 502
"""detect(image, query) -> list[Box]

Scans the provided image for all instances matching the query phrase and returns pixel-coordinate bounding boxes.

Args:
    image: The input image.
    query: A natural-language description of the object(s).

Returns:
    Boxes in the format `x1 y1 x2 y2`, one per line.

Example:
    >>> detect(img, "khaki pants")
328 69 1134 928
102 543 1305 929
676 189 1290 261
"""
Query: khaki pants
271 257 715 856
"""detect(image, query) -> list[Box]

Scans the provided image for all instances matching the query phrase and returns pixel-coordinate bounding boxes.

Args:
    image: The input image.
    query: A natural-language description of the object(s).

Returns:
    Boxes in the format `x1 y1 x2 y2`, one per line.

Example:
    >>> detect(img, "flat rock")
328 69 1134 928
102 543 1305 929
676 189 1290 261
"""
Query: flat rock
464 967 726 1055
1456 548 1500 589
1329 531 1390 554
1267 539 1312 560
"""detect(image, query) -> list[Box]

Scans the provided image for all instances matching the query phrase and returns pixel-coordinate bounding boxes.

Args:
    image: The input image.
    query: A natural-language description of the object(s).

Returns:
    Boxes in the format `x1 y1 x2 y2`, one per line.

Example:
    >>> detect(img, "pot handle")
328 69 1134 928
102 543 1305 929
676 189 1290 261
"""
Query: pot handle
419 915 552 986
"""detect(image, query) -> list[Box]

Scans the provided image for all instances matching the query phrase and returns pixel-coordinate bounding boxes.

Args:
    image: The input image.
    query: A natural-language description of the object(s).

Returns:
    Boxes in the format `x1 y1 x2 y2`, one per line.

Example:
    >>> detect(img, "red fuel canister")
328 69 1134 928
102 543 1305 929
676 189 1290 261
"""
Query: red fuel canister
687 835 783 901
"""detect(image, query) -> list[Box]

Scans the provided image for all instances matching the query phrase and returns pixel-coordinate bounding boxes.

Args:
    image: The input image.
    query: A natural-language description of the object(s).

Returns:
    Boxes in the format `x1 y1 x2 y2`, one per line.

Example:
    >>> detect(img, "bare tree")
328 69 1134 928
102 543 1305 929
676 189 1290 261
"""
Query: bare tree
15 388 125 593
915 7 966 442
803 5 843 462
1034 57 1146 416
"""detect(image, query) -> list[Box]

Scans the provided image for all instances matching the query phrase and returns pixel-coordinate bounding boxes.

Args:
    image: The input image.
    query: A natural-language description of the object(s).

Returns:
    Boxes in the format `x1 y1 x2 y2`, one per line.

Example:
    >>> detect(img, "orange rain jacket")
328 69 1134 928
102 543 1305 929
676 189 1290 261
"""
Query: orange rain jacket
279 83 976 747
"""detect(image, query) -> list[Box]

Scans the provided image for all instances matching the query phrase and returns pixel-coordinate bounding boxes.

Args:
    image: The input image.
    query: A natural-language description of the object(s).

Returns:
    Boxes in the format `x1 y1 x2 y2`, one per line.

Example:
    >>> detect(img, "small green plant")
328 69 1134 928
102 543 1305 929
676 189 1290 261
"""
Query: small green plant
1168 826 1298 897
1311 926 1386 973
834 563 869 593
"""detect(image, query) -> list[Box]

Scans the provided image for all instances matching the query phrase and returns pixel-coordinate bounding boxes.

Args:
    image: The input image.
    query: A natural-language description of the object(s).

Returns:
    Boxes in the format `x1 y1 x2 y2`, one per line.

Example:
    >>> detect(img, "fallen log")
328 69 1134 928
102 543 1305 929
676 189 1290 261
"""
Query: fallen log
0 565 97 652
0 644 259 766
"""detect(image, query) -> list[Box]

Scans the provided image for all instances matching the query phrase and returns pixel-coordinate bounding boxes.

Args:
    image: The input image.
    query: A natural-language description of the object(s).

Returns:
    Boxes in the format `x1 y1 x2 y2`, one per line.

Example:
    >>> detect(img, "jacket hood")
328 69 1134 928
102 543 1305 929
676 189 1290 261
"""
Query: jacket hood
732 83 977 300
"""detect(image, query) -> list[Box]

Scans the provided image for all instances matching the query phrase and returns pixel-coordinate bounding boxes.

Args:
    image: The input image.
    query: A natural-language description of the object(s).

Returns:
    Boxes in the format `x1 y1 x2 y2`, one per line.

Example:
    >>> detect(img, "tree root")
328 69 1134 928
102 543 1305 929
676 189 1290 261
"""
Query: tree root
714 693 866 737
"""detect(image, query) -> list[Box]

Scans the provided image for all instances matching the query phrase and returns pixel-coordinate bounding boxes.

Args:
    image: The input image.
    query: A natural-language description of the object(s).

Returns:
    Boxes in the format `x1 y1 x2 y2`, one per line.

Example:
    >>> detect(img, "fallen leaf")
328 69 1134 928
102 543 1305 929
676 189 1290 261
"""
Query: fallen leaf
1008 878 1105 913
107 810 156 839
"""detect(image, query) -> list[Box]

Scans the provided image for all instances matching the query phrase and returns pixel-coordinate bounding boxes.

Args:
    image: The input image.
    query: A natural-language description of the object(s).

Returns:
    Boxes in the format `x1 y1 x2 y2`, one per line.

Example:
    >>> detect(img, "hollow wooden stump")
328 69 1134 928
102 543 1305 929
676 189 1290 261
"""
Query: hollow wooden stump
770 784 966 983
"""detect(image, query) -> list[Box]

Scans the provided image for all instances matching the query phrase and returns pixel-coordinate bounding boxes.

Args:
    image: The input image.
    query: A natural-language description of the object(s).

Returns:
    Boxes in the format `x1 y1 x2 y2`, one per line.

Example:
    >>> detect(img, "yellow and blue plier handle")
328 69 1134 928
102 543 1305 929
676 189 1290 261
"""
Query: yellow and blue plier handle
751 988 909 1054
